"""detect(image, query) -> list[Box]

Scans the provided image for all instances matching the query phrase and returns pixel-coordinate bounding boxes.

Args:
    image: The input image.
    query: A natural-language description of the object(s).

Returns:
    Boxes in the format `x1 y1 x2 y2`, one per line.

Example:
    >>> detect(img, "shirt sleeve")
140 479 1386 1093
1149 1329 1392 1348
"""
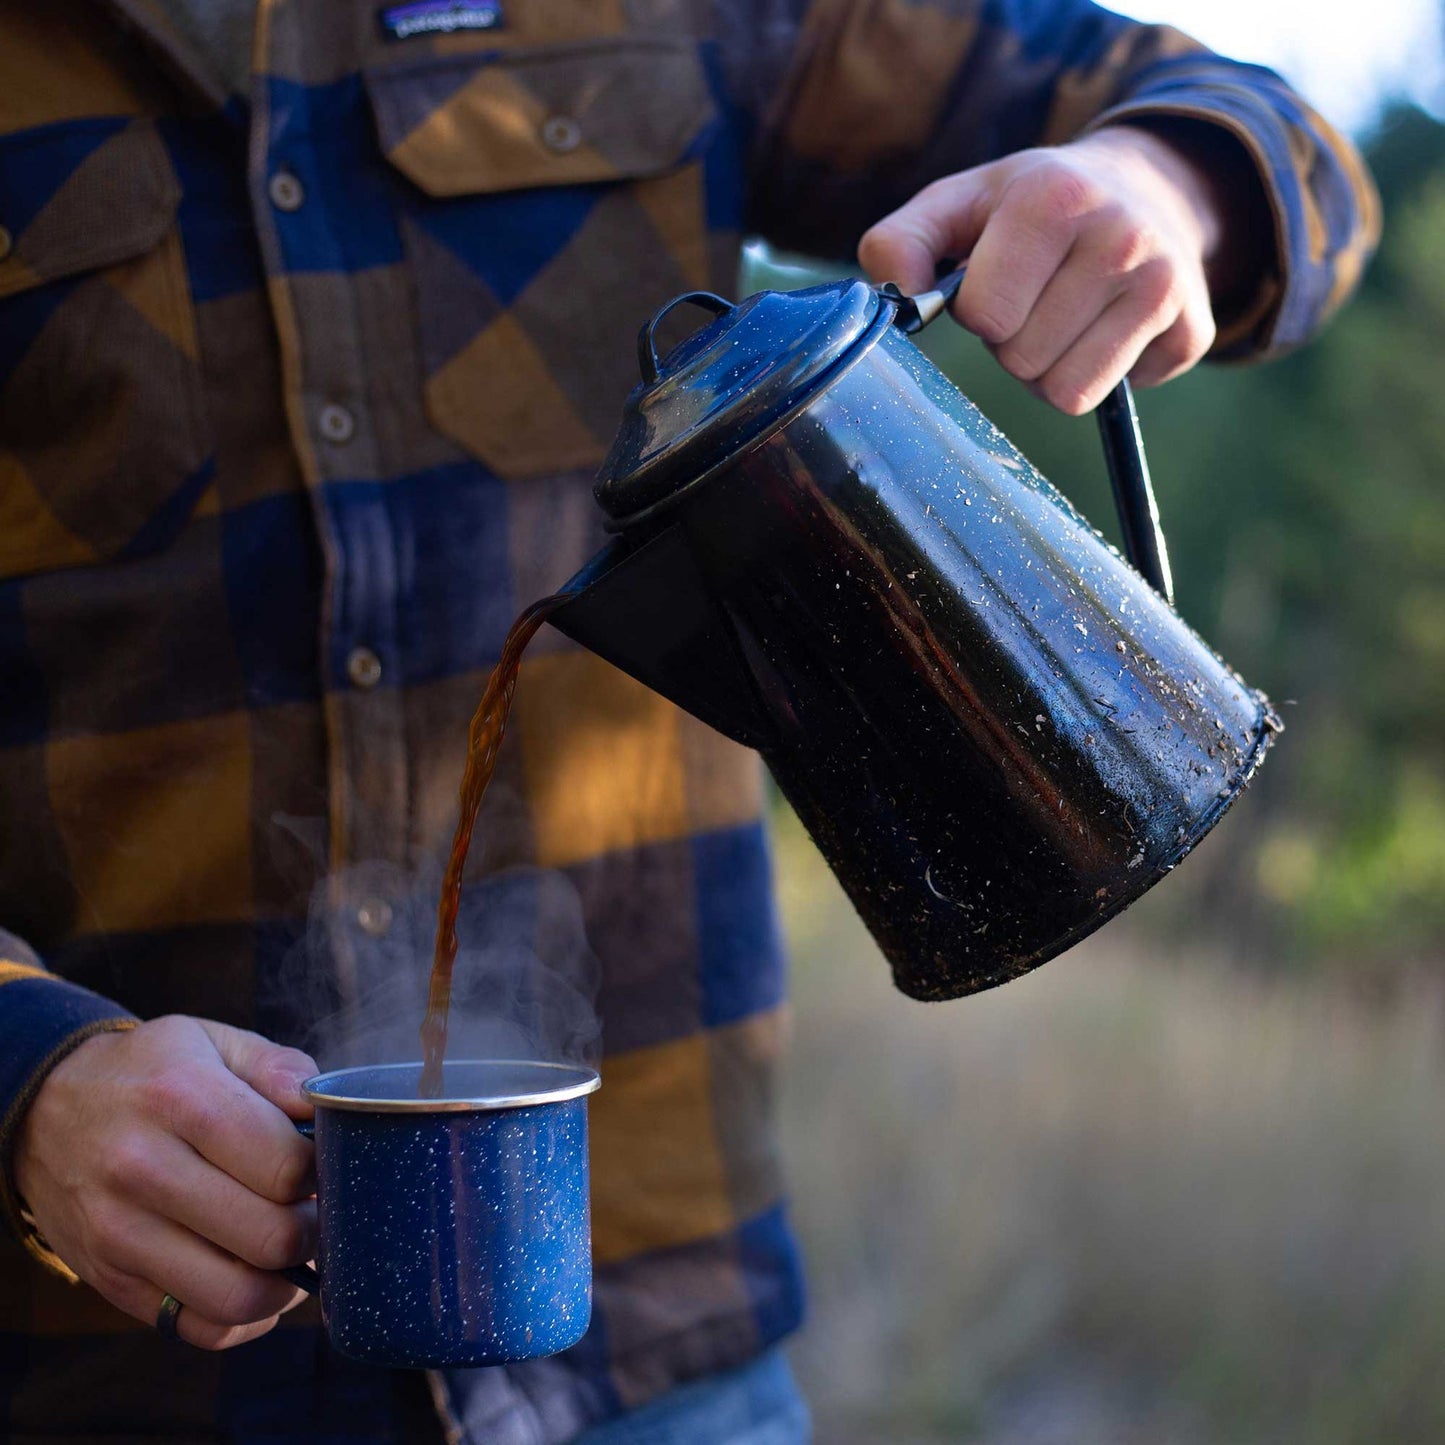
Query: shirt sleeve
0 928 136 1275
718 0 1381 361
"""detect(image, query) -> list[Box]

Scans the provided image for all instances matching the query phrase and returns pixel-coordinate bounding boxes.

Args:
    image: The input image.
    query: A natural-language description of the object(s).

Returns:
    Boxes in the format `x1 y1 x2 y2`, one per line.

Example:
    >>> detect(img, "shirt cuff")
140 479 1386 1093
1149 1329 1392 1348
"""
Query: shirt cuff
1084 75 1379 361
1086 92 1288 359
0 953 137 1278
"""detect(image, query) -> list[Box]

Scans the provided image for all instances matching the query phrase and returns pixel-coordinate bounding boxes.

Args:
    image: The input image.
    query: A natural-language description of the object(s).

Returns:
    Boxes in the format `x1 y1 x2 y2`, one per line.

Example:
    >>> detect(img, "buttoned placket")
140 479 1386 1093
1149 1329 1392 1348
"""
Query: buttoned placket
245 6 414 1017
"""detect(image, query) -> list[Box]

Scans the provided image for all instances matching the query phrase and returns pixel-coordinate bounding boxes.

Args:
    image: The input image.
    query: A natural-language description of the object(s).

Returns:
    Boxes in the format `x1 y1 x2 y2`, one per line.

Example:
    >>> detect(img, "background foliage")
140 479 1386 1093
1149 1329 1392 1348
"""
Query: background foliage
766 102 1445 1442
760 104 1445 969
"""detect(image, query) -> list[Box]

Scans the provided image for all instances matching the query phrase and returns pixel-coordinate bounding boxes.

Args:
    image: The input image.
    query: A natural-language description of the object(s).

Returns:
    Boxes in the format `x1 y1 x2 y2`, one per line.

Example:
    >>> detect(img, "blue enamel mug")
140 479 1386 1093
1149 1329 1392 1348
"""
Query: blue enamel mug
289 1060 600 1368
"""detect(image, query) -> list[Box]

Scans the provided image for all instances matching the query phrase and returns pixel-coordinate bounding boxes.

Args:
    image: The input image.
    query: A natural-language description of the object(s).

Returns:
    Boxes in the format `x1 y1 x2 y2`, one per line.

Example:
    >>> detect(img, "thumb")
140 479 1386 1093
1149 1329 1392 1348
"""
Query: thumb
197 1020 318 1119
858 165 999 295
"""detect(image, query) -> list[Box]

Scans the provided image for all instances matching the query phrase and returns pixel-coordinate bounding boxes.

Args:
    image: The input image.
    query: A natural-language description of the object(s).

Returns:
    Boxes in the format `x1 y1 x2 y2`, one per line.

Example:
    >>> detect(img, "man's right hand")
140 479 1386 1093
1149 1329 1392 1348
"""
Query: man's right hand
13 1015 319 1350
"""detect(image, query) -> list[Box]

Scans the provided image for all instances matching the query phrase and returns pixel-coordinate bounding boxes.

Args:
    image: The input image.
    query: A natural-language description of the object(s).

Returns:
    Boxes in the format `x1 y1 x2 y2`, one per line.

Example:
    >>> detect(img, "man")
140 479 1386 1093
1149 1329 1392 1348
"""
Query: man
0 0 1375 1440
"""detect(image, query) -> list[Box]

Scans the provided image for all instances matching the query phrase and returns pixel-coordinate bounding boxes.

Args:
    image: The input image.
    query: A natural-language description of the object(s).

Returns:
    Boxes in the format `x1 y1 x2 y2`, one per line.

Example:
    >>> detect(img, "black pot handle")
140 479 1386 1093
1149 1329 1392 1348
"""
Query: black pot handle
1095 381 1174 604
637 291 733 385
886 268 1175 604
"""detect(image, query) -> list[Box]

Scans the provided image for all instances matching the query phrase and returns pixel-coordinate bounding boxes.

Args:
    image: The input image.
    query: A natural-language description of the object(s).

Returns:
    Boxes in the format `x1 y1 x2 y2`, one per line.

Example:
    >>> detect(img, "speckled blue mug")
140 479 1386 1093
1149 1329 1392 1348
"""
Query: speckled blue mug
291 1060 599 1368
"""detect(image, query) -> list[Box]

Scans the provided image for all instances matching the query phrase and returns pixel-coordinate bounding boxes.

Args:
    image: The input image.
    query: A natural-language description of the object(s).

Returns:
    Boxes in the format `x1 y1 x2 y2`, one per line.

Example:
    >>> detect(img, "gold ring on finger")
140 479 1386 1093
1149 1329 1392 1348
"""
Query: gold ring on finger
155 1291 184 1342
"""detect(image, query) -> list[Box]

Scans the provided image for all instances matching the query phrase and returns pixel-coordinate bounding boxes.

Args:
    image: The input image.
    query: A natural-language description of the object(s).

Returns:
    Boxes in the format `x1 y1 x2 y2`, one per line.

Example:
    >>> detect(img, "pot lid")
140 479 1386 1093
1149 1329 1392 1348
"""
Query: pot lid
594 277 884 526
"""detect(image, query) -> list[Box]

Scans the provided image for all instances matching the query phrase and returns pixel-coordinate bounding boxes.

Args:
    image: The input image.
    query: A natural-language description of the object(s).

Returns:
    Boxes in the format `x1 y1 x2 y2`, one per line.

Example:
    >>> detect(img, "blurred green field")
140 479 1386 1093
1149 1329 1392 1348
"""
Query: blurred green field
776 805 1445 1443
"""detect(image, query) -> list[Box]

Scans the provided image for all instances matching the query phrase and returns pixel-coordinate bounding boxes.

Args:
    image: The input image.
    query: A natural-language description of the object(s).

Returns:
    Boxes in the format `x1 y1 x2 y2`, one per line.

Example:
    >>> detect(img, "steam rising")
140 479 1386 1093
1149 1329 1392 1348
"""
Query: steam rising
267 818 600 1078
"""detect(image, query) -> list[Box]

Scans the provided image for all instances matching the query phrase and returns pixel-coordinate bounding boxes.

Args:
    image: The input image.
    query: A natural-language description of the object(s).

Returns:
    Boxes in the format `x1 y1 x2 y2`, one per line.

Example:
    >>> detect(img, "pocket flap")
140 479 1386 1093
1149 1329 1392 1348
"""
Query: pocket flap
367 39 715 198
0 118 181 301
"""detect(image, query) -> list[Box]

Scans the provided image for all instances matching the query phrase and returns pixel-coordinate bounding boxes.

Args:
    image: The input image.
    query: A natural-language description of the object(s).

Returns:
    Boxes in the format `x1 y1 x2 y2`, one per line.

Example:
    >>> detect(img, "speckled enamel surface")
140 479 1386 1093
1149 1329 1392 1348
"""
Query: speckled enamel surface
555 307 1276 1003
312 1096 591 1368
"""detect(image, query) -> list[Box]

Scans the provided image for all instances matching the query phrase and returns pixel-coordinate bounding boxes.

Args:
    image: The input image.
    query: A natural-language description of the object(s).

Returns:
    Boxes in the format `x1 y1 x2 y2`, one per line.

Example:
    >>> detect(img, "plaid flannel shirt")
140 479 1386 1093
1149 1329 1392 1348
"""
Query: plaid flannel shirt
0 0 1377 1440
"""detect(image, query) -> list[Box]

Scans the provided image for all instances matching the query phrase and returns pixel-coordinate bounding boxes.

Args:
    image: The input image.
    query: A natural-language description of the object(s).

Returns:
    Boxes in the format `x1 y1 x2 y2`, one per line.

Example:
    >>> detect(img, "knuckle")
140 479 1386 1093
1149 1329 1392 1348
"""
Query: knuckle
93 1259 138 1303
957 290 1021 345
1155 311 1214 373
100 1134 158 1195
856 225 889 267
1183 307 1217 360
1017 164 1096 226
995 340 1046 383
272 1043 317 1073
260 1047 317 1093
145 1014 199 1050
85 1201 130 1258
1042 376 1093 417
1150 323 1208 378
256 1211 307 1271
141 1067 202 1129
1153 329 1195 371
267 1143 311 1202
96 1270 156 1326
1097 222 1155 278
918 173 958 204
216 1270 274 1326
1132 258 1179 315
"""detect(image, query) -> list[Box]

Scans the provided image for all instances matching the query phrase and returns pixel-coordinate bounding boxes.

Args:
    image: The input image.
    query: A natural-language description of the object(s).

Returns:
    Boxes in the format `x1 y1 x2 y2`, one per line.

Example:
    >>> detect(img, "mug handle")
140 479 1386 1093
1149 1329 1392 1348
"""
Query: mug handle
884 267 1176 604
280 1119 321 1293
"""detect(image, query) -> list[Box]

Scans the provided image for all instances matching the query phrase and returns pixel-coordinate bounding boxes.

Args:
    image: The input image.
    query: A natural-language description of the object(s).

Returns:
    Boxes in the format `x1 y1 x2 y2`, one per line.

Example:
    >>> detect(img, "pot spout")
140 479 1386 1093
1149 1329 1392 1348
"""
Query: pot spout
549 531 770 750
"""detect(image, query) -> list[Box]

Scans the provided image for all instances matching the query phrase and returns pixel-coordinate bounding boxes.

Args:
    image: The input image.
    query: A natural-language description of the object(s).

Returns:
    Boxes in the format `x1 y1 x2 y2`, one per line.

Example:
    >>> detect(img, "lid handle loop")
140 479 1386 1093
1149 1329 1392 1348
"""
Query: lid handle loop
638 291 733 385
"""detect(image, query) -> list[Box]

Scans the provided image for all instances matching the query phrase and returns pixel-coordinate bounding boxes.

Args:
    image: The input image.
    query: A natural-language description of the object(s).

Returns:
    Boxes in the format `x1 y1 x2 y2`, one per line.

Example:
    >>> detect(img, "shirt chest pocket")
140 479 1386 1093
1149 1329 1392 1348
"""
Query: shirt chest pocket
367 38 717 480
0 118 210 582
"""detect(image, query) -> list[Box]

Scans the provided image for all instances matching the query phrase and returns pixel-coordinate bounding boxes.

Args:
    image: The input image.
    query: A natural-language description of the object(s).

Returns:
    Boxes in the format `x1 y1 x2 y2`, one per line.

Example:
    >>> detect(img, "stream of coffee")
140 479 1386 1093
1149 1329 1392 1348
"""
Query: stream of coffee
419 593 570 1098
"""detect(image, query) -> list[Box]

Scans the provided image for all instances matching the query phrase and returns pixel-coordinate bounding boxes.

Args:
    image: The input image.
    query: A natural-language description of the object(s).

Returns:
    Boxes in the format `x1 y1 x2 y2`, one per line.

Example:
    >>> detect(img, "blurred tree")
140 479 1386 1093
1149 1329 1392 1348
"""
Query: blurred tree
1131 103 1445 963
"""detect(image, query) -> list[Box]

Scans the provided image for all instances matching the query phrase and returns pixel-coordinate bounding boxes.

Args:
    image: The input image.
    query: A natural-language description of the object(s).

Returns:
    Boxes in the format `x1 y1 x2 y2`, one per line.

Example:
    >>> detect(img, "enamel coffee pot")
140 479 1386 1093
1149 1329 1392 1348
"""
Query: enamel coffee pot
550 273 1279 1001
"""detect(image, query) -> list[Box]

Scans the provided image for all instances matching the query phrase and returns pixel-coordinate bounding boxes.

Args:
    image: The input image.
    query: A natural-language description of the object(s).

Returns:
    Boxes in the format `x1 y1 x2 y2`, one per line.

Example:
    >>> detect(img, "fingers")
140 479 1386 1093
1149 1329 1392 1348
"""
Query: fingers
136 1021 316 1203
964 194 1214 411
123 1131 317 1271
198 1019 317 1118
121 1214 306 1325
989 244 1118 384
861 133 1223 415
858 170 997 294
963 164 1189 406
1030 280 1213 416
169 1298 284 1353
15 1015 324 1353
1130 302 1217 389
143 1055 315 1204
953 168 1088 347
91 1202 305 1332
1027 291 1163 415
102 1269 286 1352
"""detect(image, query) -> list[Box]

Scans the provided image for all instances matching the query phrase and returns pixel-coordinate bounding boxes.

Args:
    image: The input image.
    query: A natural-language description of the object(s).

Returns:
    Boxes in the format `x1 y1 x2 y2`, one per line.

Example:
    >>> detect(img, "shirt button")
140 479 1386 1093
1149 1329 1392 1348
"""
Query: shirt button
268 170 305 212
540 115 582 154
356 898 394 938
347 646 383 689
319 403 355 444
0 225 12 262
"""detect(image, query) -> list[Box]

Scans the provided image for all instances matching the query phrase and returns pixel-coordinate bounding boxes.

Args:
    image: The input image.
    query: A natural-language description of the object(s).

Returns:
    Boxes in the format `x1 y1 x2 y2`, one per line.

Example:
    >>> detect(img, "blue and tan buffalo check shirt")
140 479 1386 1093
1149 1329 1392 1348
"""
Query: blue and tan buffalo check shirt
0 0 1376 1440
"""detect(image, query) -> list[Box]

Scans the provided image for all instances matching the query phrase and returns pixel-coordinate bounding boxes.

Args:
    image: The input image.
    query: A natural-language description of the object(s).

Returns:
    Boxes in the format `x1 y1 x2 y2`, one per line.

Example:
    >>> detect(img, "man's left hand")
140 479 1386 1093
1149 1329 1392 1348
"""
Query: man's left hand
859 126 1228 415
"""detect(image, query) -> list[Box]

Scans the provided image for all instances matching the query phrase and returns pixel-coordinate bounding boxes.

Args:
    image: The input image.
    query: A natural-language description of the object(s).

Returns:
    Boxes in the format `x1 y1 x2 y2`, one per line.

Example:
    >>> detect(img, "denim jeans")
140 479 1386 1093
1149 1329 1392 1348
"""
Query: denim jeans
571 1350 811 1445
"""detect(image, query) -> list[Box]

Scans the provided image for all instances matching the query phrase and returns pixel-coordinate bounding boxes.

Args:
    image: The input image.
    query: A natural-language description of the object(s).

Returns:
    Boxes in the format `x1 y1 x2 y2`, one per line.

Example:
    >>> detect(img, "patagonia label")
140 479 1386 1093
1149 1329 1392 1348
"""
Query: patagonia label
380 0 504 39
